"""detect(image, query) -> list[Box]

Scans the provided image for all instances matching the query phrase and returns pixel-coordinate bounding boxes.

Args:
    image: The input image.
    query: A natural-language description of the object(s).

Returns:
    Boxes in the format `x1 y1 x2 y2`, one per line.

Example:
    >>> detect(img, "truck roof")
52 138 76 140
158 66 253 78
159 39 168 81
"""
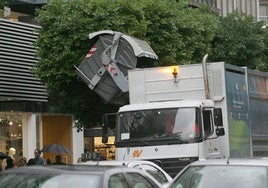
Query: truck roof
119 100 214 112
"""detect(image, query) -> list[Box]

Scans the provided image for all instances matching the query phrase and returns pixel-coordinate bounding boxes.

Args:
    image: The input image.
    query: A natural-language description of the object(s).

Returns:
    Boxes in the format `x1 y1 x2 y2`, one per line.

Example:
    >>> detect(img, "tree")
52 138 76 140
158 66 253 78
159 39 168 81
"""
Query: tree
0 0 14 18
0 0 13 9
34 0 218 128
210 11 268 71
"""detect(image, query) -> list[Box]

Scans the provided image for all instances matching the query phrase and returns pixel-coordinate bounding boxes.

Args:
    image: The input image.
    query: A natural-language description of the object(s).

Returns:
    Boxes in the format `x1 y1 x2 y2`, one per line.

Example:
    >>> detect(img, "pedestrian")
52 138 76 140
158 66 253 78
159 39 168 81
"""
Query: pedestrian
77 157 82 163
16 156 27 167
34 149 46 165
46 158 52 165
27 158 36 166
52 155 66 165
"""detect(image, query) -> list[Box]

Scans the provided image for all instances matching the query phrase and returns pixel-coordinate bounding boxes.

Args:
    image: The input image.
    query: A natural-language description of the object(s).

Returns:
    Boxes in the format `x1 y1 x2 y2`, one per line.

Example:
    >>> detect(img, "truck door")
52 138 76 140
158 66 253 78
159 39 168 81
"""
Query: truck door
201 109 222 159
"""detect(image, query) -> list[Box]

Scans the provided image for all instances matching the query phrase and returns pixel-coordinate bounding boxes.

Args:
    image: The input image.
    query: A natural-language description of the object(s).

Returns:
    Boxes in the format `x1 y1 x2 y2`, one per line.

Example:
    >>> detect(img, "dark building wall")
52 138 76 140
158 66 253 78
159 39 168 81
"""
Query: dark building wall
0 18 48 112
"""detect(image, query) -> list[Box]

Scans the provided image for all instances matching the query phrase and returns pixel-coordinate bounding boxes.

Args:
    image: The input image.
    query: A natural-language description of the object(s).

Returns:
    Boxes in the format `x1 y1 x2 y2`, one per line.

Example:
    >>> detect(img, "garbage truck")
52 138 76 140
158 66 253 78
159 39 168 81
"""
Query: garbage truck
76 30 268 177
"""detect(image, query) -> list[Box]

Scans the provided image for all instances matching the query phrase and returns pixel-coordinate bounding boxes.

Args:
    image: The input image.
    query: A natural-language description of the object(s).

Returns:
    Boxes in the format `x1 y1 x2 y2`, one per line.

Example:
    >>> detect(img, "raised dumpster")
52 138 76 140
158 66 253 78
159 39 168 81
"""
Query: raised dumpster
75 30 158 105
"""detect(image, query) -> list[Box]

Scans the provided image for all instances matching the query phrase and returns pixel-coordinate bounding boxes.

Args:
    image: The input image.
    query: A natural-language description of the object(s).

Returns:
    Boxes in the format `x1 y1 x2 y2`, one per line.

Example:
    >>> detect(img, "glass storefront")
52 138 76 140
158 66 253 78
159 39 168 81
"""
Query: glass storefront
83 136 115 161
94 136 115 160
0 113 23 158
83 127 115 161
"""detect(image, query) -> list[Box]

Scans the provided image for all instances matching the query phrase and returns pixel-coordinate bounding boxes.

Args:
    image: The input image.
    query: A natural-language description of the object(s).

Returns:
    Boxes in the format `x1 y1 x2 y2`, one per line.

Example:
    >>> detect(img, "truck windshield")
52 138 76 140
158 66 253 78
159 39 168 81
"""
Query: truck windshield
116 108 201 146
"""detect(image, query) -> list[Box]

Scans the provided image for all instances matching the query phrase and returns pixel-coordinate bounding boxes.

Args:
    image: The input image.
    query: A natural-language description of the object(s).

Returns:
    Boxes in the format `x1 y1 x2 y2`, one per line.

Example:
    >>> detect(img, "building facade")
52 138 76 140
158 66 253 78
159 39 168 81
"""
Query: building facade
0 18 84 164
259 0 268 23
191 0 268 22
0 0 267 164
0 1 268 24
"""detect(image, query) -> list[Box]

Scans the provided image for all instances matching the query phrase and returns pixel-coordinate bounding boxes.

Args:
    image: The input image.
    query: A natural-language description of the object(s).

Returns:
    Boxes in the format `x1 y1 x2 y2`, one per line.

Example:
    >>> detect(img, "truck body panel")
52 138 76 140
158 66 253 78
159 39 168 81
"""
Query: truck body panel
76 31 268 177
129 64 208 104
114 62 268 176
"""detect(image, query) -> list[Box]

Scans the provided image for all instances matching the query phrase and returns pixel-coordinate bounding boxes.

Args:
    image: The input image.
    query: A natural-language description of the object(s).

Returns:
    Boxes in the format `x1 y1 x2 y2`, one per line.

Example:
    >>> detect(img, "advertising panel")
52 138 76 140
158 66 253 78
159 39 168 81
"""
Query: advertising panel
225 70 251 157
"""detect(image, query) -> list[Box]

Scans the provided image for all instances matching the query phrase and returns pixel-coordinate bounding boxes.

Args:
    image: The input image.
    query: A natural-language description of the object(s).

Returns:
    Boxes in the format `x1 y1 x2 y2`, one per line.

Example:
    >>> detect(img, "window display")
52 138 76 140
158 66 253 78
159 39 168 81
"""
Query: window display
0 114 22 159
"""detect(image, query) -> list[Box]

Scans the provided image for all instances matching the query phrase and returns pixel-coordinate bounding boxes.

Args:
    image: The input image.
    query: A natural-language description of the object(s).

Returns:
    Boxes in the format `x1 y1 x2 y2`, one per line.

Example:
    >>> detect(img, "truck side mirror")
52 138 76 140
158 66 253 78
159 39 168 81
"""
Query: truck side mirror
214 108 223 127
102 126 108 143
102 113 117 143
214 108 225 136
102 115 109 143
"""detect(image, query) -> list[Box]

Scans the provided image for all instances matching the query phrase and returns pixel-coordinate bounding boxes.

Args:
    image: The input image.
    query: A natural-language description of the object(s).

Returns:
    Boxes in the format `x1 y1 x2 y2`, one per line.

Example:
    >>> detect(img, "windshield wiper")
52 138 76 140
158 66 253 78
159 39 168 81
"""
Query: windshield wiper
128 139 151 146
160 136 189 144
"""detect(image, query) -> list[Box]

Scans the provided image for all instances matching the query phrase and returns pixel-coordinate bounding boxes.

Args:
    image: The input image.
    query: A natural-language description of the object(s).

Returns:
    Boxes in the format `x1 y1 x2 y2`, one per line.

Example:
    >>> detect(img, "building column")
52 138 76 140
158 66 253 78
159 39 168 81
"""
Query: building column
72 117 84 164
22 113 37 161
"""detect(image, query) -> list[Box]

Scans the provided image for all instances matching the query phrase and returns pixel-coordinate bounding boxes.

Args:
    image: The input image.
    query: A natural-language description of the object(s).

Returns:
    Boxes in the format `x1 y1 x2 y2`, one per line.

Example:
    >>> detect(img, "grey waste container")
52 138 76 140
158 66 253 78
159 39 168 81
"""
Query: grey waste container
75 30 158 105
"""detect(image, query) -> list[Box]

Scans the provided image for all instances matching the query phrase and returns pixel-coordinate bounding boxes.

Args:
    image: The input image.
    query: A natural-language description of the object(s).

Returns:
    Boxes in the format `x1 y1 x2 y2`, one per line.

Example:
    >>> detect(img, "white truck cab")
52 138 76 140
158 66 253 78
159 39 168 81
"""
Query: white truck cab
76 30 268 177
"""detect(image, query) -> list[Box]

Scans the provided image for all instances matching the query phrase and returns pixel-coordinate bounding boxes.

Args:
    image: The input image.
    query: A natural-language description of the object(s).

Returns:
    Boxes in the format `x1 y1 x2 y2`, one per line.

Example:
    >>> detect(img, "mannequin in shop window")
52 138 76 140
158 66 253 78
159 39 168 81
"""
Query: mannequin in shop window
8 148 16 161
2 148 16 169
5 157 14 169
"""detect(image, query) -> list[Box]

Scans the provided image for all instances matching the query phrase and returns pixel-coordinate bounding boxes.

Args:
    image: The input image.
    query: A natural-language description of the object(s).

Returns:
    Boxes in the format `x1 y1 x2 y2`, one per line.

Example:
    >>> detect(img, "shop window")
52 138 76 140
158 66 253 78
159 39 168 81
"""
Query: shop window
0 113 23 158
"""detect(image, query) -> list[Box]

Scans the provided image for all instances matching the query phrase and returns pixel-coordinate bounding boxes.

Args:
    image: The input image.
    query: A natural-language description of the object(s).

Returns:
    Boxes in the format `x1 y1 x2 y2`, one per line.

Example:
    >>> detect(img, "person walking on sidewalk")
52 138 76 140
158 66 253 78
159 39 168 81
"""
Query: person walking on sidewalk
34 149 46 165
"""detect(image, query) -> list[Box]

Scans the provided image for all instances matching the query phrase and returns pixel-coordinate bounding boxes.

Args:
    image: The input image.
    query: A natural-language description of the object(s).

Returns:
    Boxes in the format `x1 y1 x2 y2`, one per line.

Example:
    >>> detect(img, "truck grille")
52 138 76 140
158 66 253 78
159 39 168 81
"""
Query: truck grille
149 157 199 178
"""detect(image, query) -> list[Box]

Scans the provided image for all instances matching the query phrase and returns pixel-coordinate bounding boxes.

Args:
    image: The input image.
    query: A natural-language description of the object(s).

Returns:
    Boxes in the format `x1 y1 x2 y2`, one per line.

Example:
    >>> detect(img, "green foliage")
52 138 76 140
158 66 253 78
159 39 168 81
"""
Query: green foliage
143 1 218 65
35 0 267 128
210 11 267 70
0 0 11 9
35 0 217 127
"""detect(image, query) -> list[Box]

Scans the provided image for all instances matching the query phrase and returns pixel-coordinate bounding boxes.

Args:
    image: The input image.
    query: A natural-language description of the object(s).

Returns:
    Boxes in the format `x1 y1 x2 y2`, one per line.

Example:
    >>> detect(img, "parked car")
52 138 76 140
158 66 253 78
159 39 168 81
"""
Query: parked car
0 165 162 188
79 160 172 186
168 158 268 188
